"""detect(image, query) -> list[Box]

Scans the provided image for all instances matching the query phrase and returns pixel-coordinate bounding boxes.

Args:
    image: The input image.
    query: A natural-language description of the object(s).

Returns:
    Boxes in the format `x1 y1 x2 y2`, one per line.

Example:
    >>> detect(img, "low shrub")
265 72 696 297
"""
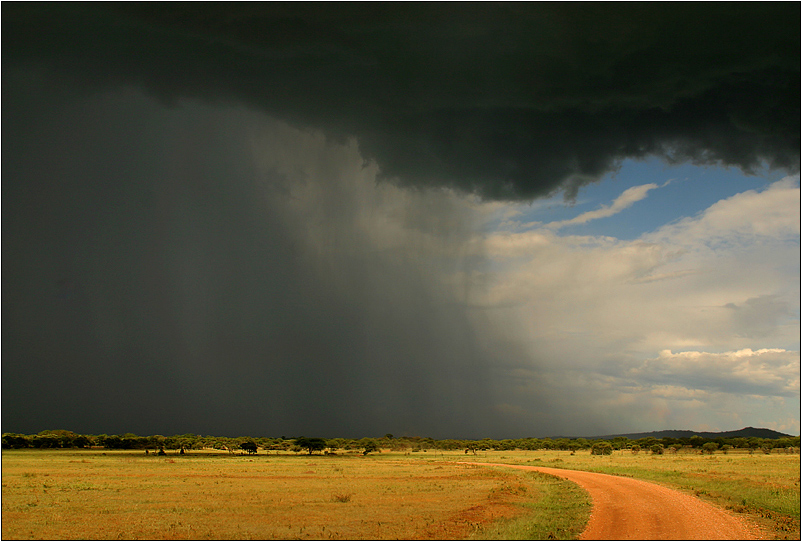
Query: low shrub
331 493 352 503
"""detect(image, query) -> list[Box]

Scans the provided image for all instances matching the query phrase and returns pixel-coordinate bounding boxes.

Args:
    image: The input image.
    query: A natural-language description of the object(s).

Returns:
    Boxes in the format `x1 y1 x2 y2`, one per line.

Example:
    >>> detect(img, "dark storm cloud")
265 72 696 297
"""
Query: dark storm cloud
4 2 799 200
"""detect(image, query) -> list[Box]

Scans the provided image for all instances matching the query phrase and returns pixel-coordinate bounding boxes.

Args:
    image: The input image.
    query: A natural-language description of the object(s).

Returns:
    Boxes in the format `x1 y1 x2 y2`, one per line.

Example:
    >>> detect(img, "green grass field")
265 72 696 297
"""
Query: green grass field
2 448 798 540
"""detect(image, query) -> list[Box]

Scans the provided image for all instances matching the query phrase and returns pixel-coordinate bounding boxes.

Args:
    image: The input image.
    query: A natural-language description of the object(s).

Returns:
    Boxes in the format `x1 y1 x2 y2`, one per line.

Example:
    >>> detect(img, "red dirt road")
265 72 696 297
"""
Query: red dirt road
468 462 762 540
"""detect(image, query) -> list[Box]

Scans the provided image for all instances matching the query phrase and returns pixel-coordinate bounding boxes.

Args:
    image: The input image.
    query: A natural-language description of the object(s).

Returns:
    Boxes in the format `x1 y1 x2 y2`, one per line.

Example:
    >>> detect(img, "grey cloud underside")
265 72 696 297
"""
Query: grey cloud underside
5 2 799 200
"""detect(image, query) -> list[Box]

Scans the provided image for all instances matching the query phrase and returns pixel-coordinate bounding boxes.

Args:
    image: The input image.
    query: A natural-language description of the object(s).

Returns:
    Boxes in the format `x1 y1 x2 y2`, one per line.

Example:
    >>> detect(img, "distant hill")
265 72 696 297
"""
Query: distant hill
585 427 793 440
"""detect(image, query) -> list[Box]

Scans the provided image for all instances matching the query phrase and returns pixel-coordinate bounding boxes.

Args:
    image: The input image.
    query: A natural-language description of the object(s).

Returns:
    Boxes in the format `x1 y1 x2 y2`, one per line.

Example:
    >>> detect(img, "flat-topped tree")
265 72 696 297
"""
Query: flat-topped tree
295 437 327 455
240 441 258 454
362 439 379 456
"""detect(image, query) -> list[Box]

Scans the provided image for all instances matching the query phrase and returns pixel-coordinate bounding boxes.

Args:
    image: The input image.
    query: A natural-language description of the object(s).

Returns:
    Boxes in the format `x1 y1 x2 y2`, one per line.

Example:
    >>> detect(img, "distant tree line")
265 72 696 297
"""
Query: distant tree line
2 430 799 455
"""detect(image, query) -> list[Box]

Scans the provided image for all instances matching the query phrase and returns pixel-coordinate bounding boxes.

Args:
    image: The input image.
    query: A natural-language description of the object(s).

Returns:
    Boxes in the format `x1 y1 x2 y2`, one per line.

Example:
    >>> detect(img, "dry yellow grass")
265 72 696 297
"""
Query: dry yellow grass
2 449 552 540
7 447 794 540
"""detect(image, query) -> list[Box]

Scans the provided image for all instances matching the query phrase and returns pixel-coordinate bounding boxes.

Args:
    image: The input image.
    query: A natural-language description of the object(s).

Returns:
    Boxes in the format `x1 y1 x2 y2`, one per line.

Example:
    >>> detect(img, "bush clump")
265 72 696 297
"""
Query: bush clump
591 442 613 455
702 442 719 454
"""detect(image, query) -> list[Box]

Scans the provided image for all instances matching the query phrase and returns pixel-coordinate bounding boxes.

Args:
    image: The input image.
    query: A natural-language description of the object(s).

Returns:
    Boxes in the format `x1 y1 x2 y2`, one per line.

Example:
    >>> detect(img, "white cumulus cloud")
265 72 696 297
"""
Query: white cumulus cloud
647 177 800 247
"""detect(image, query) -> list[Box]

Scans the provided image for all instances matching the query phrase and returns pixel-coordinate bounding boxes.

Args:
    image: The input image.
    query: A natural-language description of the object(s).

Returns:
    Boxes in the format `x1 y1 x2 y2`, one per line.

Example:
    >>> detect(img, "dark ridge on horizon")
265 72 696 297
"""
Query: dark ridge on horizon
569 427 795 441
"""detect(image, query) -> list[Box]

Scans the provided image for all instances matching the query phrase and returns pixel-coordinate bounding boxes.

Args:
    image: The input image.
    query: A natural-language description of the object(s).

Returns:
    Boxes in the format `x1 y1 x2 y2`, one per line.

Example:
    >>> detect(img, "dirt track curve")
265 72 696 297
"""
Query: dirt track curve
467 462 762 540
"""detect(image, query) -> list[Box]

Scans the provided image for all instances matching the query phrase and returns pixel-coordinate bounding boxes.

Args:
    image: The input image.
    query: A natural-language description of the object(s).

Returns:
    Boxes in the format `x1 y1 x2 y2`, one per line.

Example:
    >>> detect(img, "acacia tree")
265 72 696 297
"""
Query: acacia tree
240 441 258 454
702 442 719 455
362 439 379 456
295 437 327 455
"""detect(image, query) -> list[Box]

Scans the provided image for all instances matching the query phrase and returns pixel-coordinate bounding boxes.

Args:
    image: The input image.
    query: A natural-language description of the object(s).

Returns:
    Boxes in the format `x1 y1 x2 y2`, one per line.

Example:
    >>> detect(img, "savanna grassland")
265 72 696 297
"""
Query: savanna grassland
2 447 798 540
1 449 587 540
